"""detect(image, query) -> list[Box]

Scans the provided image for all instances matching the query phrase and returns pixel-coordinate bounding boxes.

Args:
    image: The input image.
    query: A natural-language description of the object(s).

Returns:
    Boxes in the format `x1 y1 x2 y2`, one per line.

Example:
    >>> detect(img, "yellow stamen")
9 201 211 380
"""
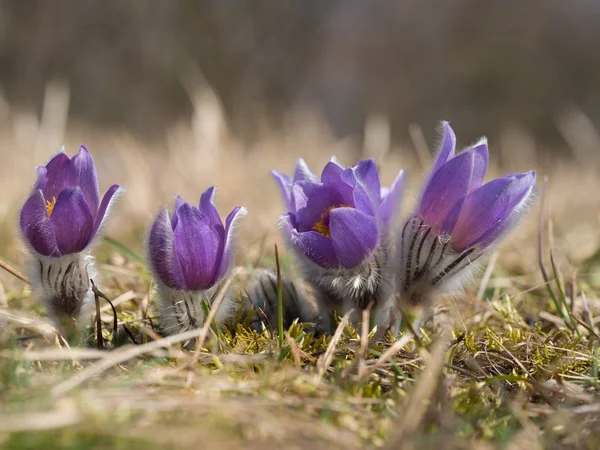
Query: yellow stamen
312 220 331 238
46 197 57 216
311 204 351 238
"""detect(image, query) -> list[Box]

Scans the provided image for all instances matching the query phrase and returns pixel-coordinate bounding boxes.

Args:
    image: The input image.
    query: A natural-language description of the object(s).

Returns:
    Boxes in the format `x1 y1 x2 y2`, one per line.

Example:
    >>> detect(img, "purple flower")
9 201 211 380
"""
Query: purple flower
19 146 123 333
272 158 406 269
398 123 536 308
20 146 121 257
147 187 247 292
272 158 405 332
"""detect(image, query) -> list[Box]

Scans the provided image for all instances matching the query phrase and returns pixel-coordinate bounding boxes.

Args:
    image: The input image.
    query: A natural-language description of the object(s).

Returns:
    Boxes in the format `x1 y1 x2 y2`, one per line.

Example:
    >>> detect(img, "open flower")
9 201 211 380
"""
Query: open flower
147 187 247 334
273 158 406 269
273 158 405 331
398 122 536 309
19 146 123 334
20 146 121 257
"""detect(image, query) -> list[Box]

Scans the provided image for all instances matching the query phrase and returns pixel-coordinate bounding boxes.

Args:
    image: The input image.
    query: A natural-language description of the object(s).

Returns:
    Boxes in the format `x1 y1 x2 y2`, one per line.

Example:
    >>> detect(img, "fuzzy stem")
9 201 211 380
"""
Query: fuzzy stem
275 244 284 348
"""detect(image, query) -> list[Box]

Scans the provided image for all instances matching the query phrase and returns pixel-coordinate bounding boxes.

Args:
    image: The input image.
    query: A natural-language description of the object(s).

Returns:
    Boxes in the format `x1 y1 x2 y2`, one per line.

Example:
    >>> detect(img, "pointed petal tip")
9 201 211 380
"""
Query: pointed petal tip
430 121 457 175
45 147 70 166
200 185 217 208
236 206 249 218
473 136 488 148
91 184 124 238
293 158 318 182
329 155 343 167
439 120 455 139
215 205 248 281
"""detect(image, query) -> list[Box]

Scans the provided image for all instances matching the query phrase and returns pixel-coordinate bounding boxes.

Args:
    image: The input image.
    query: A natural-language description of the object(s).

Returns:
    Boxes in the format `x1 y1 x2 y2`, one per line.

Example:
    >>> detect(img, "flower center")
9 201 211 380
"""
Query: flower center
312 204 351 238
46 197 57 216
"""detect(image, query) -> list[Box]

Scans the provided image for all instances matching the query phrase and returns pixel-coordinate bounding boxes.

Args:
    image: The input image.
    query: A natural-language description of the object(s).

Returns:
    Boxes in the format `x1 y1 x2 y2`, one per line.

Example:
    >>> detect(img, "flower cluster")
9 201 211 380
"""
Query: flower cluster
19 121 535 340
272 123 536 332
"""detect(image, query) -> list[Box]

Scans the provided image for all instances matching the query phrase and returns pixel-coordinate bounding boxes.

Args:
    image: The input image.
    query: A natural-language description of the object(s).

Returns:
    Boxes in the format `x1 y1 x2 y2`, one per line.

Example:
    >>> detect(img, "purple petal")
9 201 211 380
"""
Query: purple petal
467 139 489 190
93 184 121 237
341 170 373 216
329 156 344 167
70 145 100 213
271 170 294 212
290 182 310 217
279 212 297 239
380 169 407 225
351 159 381 201
50 188 94 254
171 195 185 229
430 122 457 176
199 186 224 229
321 162 354 205
450 171 536 251
321 161 345 185
41 151 73 201
340 160 381 216
19 191 60 257
34 167 48 191
148 207 186 290
293 182 348 232
419 148 487 232
215 206 248 281
287 224 339 269
173 203 223 290
329 208 378 269
293 159 319 183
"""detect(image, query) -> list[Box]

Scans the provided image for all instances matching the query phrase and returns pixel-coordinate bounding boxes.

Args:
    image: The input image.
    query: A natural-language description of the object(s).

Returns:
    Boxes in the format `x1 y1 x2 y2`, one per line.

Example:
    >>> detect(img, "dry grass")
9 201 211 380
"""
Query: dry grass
1 82 600 449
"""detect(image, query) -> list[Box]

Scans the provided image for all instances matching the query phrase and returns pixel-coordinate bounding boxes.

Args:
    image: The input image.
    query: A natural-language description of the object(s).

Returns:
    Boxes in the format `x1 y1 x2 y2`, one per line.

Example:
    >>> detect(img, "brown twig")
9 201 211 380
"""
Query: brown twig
0 258 30 284
92 280 103 350
91 279 118 347
317 310 352 378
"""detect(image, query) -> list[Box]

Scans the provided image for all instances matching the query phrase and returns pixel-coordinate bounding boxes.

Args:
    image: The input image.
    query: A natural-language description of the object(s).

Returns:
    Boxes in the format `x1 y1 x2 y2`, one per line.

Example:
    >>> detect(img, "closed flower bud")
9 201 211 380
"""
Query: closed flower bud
397 123 536 312
147 186 247 335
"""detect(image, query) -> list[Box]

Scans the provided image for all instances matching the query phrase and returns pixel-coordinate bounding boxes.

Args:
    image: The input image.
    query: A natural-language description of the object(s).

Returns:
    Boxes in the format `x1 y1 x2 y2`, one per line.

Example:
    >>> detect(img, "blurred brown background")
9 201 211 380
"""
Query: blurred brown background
2 0 600 147
0 0 599 268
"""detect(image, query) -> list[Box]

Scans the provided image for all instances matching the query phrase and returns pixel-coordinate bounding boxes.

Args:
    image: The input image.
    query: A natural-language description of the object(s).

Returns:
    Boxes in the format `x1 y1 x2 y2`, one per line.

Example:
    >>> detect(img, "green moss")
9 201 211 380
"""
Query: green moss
3 249 600 448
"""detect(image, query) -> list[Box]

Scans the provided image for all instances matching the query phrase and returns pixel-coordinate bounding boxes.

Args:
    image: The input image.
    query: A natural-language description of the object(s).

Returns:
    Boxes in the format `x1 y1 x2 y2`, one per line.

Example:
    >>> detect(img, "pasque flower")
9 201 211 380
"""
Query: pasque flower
397 122 536 310
273 158 405 330
19 146 122 331
147 187 247 334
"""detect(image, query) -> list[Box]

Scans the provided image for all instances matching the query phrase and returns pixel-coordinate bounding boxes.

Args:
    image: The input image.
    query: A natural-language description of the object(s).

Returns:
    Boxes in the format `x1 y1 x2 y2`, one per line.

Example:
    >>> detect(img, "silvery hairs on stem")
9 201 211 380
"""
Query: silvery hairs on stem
272 157 406 332
397 122 536 315
244 268 319 332
147 186 247 335
19 146 123 333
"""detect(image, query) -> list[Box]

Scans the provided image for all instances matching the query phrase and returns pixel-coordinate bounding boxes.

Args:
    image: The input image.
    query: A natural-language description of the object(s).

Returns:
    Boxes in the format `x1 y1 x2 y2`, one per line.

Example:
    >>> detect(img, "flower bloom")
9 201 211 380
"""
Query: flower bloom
273 158 406 270
20 146 121 257
19 146 123 331
272 158 406 330
398 123 536 308
147 187 247 334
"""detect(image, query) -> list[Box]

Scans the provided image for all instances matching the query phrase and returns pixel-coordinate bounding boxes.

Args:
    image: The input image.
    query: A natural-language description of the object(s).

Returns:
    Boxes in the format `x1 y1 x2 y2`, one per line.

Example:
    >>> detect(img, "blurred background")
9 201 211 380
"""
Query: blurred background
0 0 599 271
